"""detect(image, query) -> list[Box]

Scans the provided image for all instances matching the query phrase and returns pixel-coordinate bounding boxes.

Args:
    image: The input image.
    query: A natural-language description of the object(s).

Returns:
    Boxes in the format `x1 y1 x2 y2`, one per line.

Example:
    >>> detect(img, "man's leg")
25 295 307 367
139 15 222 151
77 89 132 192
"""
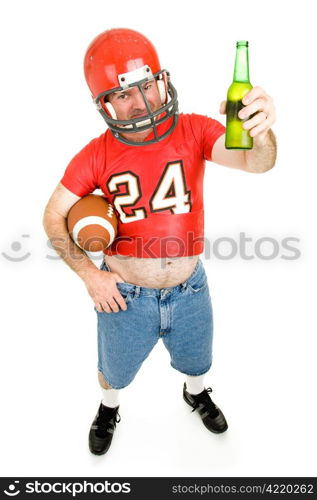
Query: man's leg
98 370 111 389
89 371 121 456
161 259 228 433
91 285 160 455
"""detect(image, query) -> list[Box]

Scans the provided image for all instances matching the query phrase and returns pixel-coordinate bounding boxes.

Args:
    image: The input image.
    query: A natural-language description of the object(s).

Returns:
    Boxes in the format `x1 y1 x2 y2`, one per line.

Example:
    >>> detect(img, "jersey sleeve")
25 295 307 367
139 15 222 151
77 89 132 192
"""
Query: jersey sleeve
188 114 225 161
60 137 104 197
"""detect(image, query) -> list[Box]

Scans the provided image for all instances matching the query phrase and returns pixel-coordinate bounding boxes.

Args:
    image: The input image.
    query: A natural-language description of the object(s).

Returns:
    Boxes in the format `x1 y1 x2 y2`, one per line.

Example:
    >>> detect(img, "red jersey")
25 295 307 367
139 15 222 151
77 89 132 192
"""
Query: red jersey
61 113 225 258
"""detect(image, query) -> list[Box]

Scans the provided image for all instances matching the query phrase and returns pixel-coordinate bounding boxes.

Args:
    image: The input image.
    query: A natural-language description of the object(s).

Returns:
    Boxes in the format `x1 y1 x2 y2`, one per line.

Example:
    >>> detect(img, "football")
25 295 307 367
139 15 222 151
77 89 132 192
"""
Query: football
67 194 117 252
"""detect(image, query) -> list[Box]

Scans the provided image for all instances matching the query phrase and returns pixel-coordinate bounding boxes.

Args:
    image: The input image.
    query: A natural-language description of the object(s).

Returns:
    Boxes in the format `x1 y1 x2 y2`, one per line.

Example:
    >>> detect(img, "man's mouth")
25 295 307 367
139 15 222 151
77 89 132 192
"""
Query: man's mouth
131 112 148 119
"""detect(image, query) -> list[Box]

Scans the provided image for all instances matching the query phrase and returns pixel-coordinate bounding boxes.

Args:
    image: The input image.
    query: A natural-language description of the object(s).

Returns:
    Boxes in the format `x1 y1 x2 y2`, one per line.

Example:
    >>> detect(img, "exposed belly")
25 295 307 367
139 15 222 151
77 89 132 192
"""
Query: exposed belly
105 254 199 288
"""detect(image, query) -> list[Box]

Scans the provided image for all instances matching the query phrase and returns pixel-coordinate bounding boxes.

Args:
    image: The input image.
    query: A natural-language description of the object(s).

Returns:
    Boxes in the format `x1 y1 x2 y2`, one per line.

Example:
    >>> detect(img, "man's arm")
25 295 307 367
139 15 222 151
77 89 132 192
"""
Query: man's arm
43 182 96 279
43 182 127 313
212 86 277 173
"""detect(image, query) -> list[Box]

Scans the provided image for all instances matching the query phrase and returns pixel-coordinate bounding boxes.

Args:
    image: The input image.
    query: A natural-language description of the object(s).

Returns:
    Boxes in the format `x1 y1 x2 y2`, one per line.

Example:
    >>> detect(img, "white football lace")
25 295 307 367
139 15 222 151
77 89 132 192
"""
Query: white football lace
107 205 114 218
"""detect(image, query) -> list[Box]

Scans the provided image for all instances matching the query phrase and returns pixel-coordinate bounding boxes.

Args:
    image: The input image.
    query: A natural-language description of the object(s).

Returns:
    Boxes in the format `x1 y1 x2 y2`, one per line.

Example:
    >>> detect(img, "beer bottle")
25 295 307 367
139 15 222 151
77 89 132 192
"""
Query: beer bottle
225 41 253 149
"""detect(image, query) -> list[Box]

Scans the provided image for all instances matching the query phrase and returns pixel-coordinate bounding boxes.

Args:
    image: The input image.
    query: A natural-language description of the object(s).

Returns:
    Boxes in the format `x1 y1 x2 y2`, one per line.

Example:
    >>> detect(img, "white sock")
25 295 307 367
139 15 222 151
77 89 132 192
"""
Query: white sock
186 375 205 395
101 387 120 408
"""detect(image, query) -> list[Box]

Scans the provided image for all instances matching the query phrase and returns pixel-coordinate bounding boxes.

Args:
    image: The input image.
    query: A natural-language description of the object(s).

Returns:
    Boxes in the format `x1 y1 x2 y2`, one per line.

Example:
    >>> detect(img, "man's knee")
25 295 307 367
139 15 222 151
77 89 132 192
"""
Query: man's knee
98 370 112 389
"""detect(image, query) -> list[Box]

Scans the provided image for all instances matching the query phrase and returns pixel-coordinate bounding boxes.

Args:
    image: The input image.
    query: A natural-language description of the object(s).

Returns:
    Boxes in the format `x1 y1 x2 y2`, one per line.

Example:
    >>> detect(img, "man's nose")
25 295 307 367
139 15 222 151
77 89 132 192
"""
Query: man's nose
131 89 147 110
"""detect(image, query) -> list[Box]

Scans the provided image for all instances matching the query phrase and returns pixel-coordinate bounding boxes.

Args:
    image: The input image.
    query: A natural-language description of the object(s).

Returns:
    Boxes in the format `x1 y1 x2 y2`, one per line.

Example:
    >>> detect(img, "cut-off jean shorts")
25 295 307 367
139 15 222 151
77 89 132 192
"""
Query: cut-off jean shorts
96 258 213 389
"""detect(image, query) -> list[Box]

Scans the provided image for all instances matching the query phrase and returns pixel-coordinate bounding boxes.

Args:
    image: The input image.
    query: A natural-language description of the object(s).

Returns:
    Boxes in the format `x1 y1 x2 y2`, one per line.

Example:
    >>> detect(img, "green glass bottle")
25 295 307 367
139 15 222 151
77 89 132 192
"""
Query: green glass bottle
225 41 253 149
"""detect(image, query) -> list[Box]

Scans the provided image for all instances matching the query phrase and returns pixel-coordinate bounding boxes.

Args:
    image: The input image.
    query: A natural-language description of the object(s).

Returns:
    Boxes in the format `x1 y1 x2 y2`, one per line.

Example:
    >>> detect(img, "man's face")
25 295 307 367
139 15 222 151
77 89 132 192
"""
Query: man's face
107 79 162 142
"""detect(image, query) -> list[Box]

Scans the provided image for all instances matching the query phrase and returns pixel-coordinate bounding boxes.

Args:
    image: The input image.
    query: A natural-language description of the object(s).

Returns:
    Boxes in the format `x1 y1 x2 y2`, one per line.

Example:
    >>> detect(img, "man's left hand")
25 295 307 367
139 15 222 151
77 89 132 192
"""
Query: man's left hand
220 86 276 145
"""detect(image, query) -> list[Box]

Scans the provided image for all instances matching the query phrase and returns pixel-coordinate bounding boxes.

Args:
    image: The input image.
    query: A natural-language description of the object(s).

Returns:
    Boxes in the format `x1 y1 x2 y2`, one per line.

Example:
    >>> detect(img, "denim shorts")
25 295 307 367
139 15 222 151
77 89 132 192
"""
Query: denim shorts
96 259 213 389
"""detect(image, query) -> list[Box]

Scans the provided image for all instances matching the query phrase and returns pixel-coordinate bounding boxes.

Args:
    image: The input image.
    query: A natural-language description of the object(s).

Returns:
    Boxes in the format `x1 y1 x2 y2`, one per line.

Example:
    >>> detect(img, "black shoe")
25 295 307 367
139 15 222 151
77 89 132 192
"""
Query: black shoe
89 402 121 455
183 383 228 433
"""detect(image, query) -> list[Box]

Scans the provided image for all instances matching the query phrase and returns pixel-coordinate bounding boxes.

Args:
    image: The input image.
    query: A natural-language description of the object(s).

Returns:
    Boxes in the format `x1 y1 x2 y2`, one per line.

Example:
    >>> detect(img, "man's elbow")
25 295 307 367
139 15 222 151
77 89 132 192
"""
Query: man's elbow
247 162 276 174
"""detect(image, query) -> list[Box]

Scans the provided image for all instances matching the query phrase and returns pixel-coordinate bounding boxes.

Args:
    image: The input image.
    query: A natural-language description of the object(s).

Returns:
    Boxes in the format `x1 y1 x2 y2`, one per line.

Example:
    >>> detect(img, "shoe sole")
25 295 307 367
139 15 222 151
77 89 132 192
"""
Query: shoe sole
89 446 111 456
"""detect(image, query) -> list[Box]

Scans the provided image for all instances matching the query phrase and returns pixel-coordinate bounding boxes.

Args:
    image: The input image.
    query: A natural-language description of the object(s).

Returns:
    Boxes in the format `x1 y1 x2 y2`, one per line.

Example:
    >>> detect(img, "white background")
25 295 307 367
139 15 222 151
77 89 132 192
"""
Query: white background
1 0 316 478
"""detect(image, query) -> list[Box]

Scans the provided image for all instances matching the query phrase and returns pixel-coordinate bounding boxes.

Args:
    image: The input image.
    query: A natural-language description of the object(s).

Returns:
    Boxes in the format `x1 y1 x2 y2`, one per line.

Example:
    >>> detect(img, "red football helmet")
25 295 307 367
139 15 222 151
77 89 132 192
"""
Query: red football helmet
83 28 178 146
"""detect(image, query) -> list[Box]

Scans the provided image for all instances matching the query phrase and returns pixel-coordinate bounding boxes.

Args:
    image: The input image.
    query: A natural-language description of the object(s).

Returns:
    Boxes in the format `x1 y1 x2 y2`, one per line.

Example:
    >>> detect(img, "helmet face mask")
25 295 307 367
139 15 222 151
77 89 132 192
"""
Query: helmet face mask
95 69 178 146
84 29 179 146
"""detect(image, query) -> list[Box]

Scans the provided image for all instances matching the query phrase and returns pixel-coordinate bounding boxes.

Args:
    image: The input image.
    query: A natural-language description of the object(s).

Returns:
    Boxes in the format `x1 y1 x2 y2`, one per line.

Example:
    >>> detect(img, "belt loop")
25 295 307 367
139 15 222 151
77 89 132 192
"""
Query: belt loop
133 286 141 299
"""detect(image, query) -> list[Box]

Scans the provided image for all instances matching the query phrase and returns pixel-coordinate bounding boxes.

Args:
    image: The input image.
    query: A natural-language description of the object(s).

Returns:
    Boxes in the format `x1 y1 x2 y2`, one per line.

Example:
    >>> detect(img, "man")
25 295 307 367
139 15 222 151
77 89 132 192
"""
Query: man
43 28 276 456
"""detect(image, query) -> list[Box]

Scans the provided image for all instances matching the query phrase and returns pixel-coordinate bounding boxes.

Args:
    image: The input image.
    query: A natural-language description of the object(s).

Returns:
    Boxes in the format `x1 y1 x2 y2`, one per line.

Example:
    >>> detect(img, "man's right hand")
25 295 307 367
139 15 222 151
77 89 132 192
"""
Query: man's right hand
84 268 128 313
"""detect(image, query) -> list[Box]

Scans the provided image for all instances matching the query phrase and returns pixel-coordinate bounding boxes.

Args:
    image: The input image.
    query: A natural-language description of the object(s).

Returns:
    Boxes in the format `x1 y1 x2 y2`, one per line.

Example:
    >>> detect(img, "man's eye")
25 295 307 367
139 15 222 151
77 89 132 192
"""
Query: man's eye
143 84 152 91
